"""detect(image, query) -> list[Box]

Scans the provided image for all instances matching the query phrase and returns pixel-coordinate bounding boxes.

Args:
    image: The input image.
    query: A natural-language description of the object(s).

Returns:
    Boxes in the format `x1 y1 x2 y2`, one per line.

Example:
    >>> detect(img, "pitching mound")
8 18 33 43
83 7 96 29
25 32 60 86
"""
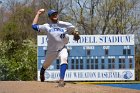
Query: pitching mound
0 81 140 93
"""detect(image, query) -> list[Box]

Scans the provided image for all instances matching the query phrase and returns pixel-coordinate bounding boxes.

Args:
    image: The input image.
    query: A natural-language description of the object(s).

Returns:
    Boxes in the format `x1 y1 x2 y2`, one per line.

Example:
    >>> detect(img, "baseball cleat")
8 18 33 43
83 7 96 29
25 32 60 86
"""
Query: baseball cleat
40 67 45 82
40 74 45 82
57 80 65 87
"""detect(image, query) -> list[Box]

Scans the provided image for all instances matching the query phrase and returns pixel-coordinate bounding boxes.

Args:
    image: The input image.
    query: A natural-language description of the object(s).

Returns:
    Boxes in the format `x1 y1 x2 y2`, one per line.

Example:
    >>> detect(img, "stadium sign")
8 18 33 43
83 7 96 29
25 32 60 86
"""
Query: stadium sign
37 35 135 81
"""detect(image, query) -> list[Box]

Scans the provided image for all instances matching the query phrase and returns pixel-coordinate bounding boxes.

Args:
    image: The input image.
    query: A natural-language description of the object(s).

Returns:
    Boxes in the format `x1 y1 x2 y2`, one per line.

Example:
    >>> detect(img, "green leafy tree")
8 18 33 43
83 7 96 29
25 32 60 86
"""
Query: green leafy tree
0 39 37 80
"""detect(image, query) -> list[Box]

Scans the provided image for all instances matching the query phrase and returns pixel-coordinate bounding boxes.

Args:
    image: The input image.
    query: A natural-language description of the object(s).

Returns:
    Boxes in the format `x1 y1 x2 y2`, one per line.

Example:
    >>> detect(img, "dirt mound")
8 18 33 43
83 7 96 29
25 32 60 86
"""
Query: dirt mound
0 81 140 93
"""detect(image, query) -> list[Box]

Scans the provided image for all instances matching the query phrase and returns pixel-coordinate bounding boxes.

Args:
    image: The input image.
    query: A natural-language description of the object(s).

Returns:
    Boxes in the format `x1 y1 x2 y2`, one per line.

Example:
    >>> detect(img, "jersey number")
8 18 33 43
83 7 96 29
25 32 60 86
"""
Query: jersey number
60 34 65 39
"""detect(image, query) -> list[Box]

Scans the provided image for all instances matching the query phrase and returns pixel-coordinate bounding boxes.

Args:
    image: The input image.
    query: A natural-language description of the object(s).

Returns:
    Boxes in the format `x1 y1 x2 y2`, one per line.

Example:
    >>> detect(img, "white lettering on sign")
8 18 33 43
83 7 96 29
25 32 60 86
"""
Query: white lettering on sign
108 56 115 59
38 35 134 46
37 70 135 81
124 46 130 49
128 56 134 58
83 46 95 50
103 46 110 49
119 56 125 58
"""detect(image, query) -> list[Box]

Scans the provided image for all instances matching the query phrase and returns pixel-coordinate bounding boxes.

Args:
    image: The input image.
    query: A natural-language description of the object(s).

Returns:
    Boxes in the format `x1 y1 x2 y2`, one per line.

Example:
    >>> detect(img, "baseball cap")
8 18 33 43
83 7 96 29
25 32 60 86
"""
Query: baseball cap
48 9 58 17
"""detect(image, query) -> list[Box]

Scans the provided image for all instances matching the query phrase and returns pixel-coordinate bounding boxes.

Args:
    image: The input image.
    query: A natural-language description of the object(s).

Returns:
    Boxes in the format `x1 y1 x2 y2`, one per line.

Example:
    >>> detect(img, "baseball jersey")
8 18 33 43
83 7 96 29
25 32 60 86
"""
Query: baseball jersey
38 21 75 51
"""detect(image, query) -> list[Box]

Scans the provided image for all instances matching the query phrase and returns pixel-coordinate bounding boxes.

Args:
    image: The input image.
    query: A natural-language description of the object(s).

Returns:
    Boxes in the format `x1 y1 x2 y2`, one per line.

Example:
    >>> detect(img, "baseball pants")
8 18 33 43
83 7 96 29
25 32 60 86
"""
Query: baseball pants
42 47 68 69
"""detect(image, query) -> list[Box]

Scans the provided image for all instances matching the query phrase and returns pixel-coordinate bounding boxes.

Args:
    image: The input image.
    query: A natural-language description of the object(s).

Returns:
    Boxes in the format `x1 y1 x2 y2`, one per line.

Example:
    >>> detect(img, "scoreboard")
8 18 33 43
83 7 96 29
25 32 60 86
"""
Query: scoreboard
37 35 135 81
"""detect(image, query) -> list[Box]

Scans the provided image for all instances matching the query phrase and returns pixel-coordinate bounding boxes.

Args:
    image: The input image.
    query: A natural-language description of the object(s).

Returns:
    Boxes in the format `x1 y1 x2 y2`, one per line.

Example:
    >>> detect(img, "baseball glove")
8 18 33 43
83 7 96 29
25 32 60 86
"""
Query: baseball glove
72 31 80 42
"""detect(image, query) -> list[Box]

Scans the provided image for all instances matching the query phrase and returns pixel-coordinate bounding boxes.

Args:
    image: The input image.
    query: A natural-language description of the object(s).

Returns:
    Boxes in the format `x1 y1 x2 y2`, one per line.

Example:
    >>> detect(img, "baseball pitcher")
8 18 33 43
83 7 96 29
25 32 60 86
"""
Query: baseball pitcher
32 9 80 87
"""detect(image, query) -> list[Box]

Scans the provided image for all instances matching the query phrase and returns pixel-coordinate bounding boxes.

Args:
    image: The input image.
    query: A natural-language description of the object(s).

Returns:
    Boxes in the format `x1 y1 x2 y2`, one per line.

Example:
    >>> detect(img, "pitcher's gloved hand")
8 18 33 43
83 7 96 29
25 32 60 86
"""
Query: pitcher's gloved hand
72 31 80 42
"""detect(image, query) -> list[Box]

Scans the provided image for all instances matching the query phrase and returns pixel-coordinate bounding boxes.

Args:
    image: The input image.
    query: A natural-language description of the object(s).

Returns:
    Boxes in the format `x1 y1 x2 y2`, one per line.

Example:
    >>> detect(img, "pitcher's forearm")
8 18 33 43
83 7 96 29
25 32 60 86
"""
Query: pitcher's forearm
32 14 40 25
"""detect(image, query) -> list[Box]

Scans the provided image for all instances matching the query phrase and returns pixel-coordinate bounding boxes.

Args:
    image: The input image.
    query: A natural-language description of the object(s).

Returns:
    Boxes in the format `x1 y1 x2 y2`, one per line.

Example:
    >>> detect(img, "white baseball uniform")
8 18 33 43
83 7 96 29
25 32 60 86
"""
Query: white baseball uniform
38 21 75 69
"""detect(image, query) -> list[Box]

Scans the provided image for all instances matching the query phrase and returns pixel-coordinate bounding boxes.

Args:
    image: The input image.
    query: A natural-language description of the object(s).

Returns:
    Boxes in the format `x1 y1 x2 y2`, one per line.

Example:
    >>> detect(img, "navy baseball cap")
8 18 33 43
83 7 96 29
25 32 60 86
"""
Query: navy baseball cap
48 9 58 17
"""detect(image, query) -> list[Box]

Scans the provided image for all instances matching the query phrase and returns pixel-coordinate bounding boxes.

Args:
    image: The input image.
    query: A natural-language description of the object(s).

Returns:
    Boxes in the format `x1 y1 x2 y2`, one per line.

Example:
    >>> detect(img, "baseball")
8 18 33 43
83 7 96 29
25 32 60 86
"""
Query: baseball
39 9 45 12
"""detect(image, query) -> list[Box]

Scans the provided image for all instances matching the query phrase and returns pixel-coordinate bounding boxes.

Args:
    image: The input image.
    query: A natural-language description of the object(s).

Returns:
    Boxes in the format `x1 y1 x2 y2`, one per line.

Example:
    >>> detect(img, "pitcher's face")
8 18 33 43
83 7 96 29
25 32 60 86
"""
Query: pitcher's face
49 13 58 23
